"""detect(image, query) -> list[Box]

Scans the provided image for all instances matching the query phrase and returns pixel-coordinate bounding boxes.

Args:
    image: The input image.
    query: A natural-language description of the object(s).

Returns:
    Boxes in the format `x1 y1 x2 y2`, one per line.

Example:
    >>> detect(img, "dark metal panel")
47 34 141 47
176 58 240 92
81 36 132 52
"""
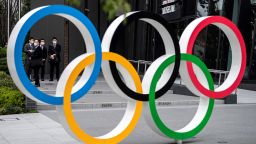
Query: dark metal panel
68 1 87 63
30 0 65 74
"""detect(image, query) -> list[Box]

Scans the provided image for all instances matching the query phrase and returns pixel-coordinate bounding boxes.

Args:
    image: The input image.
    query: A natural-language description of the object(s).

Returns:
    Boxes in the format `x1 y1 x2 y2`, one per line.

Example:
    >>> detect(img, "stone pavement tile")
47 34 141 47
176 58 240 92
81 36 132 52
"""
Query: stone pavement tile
23 114 61 129
0 128 58 143
0 134 9 144
0 118 35 131
0 114 80 144
237 88 256 104
0 140 9 144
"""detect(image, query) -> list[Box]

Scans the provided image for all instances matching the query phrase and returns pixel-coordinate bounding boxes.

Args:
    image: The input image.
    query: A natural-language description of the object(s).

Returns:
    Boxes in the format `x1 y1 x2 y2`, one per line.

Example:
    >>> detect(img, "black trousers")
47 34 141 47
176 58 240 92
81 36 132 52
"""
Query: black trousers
41 62 46 80
33 66 40 86
49 62 60 81
25 60 32 79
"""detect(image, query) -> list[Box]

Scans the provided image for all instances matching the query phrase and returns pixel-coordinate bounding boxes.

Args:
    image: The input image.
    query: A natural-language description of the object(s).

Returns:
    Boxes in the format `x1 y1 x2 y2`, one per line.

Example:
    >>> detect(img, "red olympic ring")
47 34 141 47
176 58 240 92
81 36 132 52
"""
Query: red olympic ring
186 16 246 99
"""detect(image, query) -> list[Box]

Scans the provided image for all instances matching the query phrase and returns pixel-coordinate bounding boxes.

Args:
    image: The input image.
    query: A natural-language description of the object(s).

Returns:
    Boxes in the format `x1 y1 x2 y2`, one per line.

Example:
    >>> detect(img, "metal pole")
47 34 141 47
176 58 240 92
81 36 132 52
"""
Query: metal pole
19 0 21 19
228 0 241 70
216 0 225 70
249 17 256 79
7 0 10 40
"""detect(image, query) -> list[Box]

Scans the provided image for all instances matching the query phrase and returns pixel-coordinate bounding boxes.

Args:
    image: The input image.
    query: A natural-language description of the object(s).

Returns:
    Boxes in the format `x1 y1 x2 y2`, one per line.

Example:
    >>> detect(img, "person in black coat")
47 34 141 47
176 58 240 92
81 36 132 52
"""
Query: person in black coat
48 37 61 81
40 39 47 81
31 39 43 87
23 37 35 80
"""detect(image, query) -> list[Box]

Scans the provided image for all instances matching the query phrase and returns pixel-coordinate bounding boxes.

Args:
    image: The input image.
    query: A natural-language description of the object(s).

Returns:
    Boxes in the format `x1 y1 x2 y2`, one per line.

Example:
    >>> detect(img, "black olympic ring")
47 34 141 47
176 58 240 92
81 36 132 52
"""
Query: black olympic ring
109 12 181 101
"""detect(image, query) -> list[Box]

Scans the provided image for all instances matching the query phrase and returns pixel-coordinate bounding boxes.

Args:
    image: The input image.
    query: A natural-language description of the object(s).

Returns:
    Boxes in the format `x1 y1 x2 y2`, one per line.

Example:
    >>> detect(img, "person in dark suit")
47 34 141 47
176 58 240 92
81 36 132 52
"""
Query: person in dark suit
48 37 61 81
31 39 43 87
40 39 47 81
23 37 35 80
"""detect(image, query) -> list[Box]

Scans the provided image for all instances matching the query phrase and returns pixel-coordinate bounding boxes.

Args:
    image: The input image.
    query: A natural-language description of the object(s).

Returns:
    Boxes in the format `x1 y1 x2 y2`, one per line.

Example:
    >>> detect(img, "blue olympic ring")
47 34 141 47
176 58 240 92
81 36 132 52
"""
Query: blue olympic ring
14 5 102 105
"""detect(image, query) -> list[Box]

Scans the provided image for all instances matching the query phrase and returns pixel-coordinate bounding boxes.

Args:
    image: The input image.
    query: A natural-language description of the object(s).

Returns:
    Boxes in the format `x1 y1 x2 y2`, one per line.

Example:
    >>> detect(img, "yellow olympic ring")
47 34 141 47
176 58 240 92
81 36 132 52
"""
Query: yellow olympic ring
63 52 143 143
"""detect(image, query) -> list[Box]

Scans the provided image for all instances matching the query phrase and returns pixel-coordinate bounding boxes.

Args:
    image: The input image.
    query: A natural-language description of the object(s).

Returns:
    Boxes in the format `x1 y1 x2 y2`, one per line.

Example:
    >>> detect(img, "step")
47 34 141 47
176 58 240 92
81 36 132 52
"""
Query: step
38 82 174 95
37 99 225 111
37 93 224 110
37 90 118 95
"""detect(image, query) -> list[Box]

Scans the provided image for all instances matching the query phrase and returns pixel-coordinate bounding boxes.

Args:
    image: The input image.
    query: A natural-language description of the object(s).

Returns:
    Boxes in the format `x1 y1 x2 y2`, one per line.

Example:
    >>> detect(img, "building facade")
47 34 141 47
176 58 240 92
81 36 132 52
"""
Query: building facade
30 0 256 82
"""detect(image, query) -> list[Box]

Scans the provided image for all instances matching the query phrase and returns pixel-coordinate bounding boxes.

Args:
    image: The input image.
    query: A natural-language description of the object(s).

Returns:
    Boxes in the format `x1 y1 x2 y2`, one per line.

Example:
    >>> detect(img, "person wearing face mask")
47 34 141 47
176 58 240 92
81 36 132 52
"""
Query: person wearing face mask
40 39 47 81
23 37 35 80
48 37 61 81
31 39 43 87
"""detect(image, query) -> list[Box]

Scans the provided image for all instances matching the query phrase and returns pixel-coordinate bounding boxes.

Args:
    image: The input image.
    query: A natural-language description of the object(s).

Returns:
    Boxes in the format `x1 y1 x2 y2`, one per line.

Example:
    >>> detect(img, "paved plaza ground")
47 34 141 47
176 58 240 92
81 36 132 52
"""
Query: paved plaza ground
0 76 256 144
0 104 256 144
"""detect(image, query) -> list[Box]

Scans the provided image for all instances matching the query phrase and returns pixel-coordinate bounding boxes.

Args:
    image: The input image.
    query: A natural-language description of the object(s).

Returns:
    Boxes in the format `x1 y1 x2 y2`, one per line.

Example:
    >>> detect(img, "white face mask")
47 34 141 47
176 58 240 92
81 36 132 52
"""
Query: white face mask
34 43 39 47
52 41 57 44
40 42 45 46
30 40 34 44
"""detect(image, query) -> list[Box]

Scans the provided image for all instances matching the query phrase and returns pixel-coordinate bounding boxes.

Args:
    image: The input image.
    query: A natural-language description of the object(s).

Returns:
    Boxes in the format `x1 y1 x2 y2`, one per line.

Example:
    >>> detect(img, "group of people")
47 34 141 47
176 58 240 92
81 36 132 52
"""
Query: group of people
23 37 61 87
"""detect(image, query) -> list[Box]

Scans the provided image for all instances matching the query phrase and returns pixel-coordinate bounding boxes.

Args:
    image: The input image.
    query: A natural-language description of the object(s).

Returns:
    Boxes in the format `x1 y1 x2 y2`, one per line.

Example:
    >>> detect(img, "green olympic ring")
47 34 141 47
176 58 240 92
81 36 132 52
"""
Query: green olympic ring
149 54 215 140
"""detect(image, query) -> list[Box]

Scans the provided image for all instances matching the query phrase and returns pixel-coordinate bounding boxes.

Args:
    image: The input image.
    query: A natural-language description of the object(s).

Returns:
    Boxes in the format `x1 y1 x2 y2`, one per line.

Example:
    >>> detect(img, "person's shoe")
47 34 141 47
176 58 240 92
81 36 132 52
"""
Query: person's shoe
49 79 53 81
41 79 44 81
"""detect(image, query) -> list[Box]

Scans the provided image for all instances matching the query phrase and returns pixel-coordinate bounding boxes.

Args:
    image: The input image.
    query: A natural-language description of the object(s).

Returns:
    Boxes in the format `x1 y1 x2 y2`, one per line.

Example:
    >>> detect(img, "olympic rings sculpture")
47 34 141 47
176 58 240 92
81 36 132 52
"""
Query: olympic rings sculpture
7 5 246 143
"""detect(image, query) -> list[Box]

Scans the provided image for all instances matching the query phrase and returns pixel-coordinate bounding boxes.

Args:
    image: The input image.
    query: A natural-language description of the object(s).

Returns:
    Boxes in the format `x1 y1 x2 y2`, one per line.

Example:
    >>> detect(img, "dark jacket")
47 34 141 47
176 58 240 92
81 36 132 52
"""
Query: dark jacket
23 43 34 61
48 44 61 63
31 46 43 67
41 45 48 60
